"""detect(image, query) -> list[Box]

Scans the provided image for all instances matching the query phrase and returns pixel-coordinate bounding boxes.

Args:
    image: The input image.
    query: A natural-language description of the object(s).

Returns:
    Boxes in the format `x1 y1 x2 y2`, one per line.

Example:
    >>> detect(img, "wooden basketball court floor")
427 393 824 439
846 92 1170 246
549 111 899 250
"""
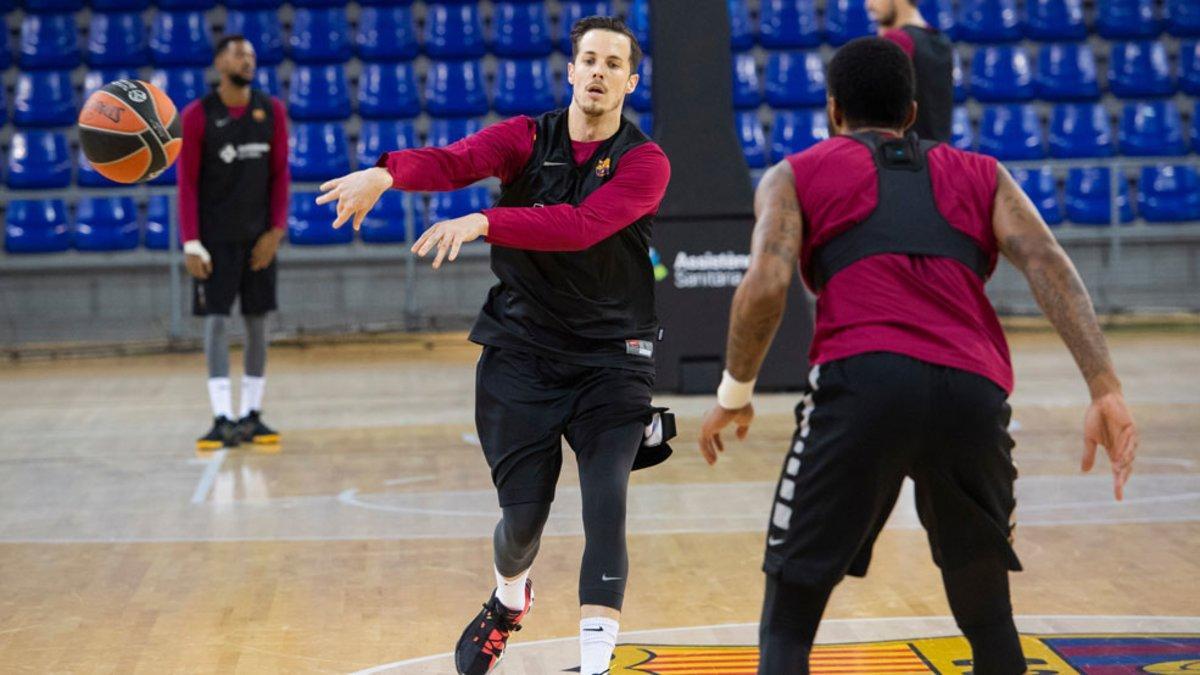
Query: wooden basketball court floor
1 329 1197 674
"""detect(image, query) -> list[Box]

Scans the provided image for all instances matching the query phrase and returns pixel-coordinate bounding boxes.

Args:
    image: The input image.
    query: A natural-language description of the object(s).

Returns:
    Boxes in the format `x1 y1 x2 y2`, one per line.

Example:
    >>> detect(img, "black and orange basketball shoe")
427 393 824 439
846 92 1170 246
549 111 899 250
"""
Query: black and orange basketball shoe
197 416 240 451
236 411 280 445
454 580 534 674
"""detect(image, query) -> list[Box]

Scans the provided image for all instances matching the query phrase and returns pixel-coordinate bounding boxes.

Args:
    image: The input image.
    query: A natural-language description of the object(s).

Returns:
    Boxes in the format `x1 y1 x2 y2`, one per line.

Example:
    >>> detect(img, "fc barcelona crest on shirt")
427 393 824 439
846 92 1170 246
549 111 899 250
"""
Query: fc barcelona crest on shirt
253 108 266 122
595 157 612 178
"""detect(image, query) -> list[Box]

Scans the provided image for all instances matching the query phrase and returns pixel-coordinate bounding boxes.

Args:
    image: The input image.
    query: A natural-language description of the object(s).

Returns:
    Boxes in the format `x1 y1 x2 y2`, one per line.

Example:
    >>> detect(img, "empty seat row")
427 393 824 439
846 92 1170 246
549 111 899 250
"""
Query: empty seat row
916 0 1200 42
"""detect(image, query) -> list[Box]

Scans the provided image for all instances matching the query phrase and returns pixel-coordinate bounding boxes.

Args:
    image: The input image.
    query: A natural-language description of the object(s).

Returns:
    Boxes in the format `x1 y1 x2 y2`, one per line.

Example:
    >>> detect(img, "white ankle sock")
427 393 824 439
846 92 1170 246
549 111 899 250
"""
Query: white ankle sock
579 617 619 675
207 377 233 420
494 565 529 612
239 376 265 418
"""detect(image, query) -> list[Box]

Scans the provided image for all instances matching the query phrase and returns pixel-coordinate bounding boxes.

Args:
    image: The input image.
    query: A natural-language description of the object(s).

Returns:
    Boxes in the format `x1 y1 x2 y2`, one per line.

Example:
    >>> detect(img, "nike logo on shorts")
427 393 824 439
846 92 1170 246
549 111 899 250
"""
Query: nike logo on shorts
767 536 787 547
601 574 622 582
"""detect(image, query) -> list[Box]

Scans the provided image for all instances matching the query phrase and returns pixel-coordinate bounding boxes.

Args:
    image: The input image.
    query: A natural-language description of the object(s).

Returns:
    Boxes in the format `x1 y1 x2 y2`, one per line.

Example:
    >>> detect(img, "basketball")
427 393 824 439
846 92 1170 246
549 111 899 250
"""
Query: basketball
77 79 182 184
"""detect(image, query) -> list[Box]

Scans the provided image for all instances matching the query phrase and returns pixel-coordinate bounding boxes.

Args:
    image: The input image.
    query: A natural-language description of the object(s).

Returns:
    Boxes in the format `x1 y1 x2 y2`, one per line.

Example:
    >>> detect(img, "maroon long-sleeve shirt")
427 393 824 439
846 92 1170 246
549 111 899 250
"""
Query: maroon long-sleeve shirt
375 115 671 252
177 96 290 243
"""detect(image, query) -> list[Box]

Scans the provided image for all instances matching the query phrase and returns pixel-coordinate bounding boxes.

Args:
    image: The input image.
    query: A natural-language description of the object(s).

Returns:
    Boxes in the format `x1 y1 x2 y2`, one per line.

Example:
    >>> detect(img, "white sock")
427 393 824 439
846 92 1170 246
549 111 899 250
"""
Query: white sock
239 375 265 418
494 565 529 612
207 377 233 420
580 617 619 675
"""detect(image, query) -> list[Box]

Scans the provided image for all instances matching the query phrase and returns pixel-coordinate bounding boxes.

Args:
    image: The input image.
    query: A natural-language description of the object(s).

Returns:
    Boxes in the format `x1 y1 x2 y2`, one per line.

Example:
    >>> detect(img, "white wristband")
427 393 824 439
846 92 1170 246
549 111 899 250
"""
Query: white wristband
717 369 756 410
183 240 211 264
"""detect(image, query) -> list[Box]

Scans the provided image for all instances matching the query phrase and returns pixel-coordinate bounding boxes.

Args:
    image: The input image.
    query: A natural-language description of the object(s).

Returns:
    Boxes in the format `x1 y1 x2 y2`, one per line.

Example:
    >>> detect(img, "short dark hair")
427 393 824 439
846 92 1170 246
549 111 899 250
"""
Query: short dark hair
569 16 643 72
215 34 249 56
826 37 916 129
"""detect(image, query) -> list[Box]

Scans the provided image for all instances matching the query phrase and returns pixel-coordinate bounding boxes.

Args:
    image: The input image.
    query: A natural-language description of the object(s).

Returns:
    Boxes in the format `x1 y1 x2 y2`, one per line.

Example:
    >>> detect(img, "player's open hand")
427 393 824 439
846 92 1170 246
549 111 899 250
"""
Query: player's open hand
184 253 211 280
412 213 489 269
698 403 755 466
1082 390 1138 501
315 167 393 231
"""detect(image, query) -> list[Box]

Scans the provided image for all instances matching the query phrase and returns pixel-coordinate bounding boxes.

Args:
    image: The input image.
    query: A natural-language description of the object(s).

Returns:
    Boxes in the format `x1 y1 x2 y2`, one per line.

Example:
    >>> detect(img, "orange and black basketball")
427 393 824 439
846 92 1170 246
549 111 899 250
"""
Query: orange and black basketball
78 80 183 184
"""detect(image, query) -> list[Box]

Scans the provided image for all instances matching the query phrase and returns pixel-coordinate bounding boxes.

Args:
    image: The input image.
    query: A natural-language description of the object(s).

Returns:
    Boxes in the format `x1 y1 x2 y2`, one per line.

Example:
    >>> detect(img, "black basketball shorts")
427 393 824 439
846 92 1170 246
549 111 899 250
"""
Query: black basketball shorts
762 352 1022 587
192 240 278 317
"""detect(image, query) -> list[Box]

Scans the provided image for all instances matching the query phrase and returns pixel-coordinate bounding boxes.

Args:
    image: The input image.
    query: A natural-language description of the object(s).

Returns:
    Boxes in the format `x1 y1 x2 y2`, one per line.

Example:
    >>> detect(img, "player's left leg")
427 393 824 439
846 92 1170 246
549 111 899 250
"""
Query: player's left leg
235 252 279 444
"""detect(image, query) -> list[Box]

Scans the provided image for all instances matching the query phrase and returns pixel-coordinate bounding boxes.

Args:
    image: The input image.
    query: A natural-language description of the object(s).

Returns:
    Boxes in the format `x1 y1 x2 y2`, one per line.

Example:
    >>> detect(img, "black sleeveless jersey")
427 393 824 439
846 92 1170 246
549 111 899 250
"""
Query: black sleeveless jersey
198 89 275 244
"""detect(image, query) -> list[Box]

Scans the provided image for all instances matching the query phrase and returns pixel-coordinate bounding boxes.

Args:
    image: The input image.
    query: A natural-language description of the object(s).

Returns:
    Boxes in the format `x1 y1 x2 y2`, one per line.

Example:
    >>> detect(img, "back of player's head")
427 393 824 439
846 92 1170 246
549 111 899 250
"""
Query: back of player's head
570 16 643 72
827 37 916 129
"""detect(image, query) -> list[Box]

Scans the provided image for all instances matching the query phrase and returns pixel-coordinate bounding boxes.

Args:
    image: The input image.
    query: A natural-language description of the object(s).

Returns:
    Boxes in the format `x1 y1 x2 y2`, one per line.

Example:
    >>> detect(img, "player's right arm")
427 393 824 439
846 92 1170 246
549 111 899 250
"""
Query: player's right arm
176 100 211 280
993 164 1138 500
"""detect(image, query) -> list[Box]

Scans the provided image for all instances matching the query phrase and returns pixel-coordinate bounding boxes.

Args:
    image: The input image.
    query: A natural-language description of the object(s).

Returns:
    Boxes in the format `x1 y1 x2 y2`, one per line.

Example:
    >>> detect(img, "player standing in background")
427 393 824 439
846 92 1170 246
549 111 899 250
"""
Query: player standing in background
869 0 955 142
698 39 1138 674
178 35 290 450
315 17 672 675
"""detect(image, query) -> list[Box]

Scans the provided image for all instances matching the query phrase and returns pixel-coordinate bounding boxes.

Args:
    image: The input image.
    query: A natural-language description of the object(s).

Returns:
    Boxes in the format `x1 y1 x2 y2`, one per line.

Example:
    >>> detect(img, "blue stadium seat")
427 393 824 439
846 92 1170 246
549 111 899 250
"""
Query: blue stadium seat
1096 0 1162 38
729 0 756 50
87 11 146 67
288 64 351 120
361 191 418 243
20 0 82 9
1182 40 1200 95
92 0 149 8
224 9 284 65
629 56 652 113
77 147 121 188
920 0 956 37
1013 168 1063 225
354 5 419 61
14 70 77 127
953 50 966 102
1168 0 1200 36
957 0 1021 42
770 108 828 158
158 0 215 8
357 119 419 169
82 67 138 101
1065 168 1133 225
736 110 768 168
425 60 489 117
1049 103 1114 158
494 58 557 116
1139 166 1200 222
4 199 71 254
1024 0 1086 40
289 121 351 182
144 195 171 250
424 3 486 58
492 2 552 57
358 62 420 119
428 186 491 224
289 7 351 63
289 191 352 246
970 45 1035 101
628 0 653 53
759 0 821 48
428 118 484 147
150 67 208 109
825 0 877 46
7 131 71 189
1119 100 1186 156
0 81 6 124
290 0 343 6
638 112 654 137
765 51 825 107
732 52 761 109
977 104 1044 160
0 19 8 70
253 65 280 95
150 11 212 66
74 197 140 251
1108 40 1175 98
558 2 615 53
224 0 281 7
951 105 974 150
1193 108 1200 152
1034 42 1100 101
19 12 80 69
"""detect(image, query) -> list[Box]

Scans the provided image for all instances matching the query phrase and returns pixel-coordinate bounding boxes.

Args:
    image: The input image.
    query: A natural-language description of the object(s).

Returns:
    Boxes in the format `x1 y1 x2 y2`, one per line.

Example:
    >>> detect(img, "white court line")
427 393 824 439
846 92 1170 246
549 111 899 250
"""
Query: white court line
383 475 436 487
347 615 1200 674
461 433 480 446
190 449 227 505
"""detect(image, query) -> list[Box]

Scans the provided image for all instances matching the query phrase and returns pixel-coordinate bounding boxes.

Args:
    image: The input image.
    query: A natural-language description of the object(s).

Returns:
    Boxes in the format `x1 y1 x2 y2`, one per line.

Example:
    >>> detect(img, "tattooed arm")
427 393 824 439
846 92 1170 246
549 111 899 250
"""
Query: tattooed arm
698 160 802 465
993 164 1138 499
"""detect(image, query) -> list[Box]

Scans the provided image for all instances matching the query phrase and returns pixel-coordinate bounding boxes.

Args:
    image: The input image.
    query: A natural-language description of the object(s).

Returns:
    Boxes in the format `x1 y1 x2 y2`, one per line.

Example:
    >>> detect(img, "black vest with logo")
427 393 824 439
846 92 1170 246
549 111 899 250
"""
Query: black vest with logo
904 25 954 143
468 109 660 373
198 89 274 244
805 131 991 292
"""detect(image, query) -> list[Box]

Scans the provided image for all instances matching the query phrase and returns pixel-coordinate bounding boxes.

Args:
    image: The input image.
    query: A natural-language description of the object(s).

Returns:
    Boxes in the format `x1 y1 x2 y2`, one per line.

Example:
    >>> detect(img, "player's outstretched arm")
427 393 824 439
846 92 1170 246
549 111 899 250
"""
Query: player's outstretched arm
698 160 802 465
993 165 1138 500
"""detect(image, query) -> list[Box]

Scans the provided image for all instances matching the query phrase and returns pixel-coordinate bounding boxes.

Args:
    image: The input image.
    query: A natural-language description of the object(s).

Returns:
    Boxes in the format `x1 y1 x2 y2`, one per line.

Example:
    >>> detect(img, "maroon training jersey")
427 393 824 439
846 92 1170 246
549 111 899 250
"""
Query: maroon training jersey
787 135 1013 392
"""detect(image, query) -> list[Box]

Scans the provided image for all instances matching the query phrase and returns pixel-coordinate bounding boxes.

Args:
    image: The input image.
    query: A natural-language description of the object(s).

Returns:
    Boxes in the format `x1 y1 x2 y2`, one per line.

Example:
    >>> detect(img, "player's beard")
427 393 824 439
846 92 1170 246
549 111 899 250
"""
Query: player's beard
229 73 253 88
879 4 899 27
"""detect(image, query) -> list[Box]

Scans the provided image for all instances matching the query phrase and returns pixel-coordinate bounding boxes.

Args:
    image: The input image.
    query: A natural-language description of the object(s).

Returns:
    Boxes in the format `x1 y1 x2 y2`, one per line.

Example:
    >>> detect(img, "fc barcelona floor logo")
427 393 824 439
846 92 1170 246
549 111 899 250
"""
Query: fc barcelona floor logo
606 635 1200 674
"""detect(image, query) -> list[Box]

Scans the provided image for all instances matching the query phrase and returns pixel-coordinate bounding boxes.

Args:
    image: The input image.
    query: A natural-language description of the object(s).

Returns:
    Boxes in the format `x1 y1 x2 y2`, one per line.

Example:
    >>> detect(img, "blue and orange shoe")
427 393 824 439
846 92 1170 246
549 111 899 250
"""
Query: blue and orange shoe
454 580 533 674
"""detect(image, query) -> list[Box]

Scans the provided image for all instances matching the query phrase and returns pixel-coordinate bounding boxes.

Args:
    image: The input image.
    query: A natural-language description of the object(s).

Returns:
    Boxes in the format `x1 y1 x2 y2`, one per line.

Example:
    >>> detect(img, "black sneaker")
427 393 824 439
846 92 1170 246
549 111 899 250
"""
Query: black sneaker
236 410 280 445
454 580 533 674
197 416 240 451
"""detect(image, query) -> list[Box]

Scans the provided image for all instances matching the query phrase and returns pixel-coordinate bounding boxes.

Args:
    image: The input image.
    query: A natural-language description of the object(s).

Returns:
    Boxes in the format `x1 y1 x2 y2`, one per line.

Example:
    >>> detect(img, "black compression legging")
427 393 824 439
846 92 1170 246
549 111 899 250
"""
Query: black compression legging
492 420 644 611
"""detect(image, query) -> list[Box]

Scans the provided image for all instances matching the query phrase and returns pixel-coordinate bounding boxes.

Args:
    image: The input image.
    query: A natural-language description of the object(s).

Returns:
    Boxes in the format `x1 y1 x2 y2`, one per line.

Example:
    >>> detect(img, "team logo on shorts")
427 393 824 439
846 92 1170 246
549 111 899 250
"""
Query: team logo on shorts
595 158 612 178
